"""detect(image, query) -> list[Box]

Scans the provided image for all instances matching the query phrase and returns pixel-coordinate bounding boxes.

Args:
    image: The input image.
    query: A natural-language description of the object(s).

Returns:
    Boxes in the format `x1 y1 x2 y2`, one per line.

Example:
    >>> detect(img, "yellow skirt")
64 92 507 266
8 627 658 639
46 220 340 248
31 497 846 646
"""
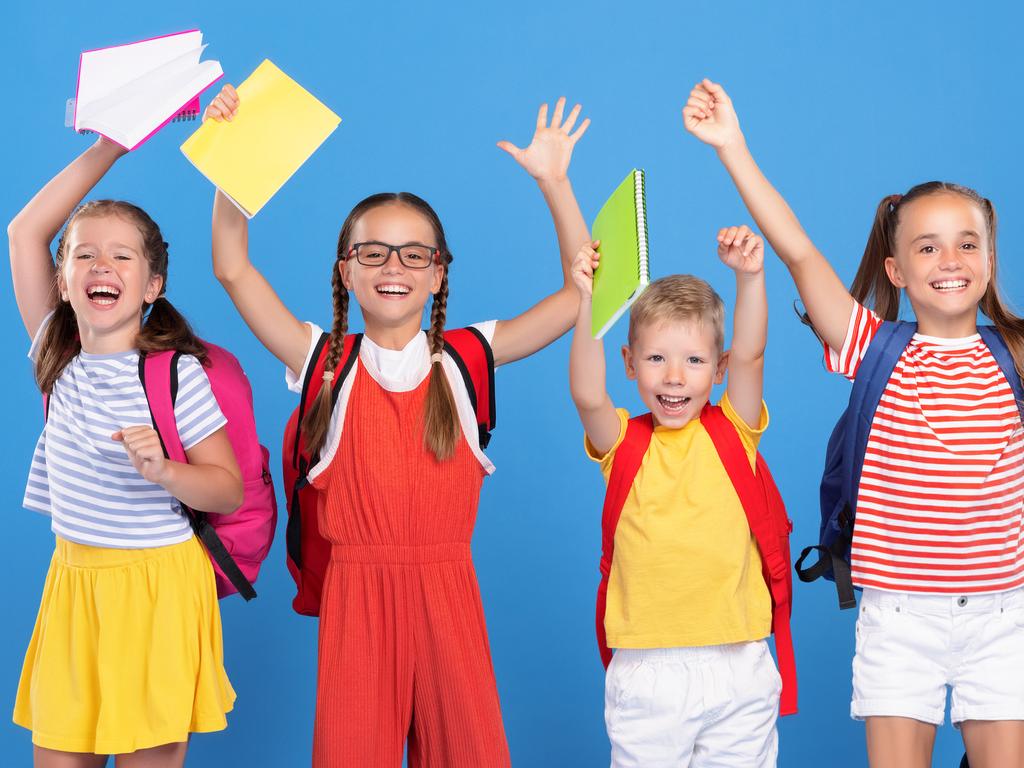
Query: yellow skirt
13 535 236 754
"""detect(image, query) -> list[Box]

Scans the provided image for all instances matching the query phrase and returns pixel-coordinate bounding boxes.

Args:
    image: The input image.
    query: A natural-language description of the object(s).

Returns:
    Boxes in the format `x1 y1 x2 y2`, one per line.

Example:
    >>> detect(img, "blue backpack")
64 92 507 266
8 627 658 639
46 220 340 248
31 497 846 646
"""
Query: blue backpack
794 321 1024 609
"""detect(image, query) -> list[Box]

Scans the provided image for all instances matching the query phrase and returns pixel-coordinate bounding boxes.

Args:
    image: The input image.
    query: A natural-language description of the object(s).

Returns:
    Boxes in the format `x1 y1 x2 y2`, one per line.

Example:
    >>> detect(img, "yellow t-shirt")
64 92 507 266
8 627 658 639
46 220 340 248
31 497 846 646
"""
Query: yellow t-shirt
586 392 772 648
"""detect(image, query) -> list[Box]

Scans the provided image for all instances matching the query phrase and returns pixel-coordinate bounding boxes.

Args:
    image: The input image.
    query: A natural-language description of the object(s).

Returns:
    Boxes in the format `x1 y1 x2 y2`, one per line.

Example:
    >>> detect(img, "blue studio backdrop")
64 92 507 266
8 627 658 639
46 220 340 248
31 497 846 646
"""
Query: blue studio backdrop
2 1 1021 765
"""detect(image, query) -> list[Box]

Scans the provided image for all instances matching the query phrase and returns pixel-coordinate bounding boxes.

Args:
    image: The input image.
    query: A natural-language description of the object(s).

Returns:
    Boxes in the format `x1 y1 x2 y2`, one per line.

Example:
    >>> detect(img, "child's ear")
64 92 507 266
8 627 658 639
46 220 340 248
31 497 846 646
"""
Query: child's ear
430 263 445 295
884 256 906 288
715 350 729 385
144 274 164 304
338 259 353 290
57 273 69 302
621 345 637 380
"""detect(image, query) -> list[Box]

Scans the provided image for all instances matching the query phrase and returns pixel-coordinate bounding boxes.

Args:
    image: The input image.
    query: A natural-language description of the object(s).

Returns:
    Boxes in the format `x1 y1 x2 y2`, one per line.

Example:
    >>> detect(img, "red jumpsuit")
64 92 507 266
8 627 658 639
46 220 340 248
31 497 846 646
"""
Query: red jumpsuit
311 362 511 767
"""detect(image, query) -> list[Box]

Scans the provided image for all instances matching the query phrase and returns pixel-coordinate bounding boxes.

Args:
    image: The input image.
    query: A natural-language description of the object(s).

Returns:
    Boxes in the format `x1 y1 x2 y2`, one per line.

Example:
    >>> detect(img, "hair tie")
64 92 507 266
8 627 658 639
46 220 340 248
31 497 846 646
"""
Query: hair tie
322 370 335 382
887 194 903 213
430 352 443 364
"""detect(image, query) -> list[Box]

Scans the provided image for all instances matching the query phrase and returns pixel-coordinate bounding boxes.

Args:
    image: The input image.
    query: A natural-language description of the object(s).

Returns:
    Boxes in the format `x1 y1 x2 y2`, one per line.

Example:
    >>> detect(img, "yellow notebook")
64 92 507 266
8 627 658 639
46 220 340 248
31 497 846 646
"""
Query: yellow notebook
181 59 340 217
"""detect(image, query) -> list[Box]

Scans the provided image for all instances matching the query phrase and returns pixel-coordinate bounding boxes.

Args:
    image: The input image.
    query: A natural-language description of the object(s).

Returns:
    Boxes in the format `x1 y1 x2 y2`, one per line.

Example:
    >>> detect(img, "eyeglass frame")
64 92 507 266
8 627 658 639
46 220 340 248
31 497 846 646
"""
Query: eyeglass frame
344 241 450 270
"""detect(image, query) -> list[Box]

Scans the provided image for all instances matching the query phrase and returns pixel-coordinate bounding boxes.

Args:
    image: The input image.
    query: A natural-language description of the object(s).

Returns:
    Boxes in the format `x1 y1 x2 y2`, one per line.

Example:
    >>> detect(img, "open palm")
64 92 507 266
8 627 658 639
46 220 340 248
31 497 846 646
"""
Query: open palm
498 97 590 182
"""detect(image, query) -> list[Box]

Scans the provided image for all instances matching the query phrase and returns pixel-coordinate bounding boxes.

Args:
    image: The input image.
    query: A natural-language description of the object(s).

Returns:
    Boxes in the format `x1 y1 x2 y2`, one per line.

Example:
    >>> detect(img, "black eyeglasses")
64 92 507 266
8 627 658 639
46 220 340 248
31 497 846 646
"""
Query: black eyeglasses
346 241 441 270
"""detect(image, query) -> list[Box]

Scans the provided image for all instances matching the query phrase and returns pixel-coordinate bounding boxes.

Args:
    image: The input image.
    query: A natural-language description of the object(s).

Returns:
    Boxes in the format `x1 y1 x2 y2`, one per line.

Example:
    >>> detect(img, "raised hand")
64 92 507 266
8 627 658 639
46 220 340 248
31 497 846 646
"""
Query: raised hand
682 79 743 150
717 225 764 275
204 84 239 122
571 241 601 297
497 96 590 182
112 425 171 485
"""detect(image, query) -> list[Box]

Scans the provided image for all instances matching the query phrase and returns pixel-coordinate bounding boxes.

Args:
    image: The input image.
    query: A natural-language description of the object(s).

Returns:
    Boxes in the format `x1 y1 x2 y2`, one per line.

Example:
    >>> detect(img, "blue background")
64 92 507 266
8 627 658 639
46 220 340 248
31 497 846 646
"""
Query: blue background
2 1 1021 765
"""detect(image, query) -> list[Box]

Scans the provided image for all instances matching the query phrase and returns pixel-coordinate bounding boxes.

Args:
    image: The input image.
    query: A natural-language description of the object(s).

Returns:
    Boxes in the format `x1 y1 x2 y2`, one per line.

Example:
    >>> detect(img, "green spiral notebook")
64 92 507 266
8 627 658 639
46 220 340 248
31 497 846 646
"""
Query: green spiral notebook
591 169 649 338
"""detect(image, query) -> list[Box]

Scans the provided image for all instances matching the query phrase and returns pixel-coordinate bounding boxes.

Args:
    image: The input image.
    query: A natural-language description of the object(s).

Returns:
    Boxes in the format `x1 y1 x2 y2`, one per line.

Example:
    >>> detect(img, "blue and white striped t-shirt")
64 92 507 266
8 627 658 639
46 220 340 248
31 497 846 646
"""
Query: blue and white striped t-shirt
24 325 227 549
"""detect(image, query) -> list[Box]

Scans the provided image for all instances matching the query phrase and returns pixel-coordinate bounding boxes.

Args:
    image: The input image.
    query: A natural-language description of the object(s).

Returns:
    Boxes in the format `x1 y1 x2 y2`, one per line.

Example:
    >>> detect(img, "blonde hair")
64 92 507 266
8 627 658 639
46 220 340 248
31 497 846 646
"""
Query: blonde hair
628 274 725 355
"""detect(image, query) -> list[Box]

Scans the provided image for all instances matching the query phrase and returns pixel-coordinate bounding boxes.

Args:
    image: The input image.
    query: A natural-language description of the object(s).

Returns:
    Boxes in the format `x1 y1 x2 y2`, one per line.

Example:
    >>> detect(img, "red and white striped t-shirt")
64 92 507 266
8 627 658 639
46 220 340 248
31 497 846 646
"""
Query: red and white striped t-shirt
826 302 1024 594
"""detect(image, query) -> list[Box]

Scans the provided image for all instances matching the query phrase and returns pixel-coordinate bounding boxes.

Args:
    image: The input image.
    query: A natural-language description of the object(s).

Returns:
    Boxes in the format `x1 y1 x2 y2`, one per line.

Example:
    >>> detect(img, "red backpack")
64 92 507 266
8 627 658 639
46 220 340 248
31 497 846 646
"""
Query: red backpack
140 345 277 600
597 403 798 715
283 328 496 616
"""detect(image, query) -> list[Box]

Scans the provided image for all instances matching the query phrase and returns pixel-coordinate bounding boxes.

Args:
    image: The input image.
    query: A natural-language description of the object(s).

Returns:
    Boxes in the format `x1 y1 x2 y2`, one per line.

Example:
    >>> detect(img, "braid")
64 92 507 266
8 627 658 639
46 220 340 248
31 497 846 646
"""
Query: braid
302 259 350 457
423 270 460 461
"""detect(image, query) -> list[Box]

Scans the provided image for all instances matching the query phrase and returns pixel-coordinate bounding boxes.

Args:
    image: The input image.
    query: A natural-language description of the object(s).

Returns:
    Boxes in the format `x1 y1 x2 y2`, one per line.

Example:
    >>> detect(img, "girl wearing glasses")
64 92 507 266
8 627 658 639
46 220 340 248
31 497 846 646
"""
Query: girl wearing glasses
205 85 591 767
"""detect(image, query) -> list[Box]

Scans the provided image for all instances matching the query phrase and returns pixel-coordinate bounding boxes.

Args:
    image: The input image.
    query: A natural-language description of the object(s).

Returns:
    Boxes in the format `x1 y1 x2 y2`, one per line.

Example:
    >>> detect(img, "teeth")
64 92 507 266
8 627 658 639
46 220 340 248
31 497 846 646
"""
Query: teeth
376 284 410 295
931 279 968 290
87 285 121 301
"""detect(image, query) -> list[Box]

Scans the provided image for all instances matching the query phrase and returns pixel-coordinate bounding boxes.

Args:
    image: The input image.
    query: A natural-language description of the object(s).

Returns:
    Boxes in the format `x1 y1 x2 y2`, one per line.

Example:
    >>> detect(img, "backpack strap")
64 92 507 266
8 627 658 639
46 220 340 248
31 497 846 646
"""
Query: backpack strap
138 350 257 601
443 326 497 448
978 326 1024 424
596 414 654 668
795 320 916 609
293 332 363 480
700 404 797 715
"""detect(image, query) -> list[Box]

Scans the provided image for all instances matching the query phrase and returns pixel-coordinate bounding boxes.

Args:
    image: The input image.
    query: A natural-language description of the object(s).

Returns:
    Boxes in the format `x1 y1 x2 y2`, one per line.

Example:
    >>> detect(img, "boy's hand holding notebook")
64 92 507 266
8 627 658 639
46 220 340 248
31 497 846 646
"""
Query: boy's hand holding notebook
181 60 341 218
591 169 650 338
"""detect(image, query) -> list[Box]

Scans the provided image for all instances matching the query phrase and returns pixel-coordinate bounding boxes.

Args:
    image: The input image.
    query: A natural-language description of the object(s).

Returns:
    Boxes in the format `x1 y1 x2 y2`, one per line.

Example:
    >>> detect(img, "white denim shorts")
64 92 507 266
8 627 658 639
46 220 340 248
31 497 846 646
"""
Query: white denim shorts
852 587 1024 726
606 641 780 768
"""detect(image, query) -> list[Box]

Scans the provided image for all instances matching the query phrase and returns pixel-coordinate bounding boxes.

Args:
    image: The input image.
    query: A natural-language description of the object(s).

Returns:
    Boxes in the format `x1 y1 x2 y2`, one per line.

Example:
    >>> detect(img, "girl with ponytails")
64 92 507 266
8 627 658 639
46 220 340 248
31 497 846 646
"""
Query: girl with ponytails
685 78 1024 768
205 85 591 767
9 135 241 767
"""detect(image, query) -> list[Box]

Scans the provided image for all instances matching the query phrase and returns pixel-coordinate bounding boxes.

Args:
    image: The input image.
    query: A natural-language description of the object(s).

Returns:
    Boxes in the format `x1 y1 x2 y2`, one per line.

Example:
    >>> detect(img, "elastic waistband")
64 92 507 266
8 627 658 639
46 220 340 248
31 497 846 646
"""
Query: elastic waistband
330 543 471 564
613 640 767 665
861 586 1024 616
53 534 197 569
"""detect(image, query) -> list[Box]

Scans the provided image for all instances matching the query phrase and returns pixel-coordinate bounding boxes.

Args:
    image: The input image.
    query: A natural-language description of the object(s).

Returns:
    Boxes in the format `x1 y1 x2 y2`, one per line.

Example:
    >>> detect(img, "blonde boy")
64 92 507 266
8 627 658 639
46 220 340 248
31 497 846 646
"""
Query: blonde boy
570 227 780 768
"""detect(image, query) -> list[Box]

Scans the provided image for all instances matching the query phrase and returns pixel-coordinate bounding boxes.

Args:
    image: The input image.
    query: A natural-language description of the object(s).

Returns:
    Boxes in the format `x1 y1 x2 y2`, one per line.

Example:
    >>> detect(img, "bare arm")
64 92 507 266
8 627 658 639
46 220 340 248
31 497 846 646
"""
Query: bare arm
113 425 243 514
684 79 853 352
492 98 591 366
717 227 767 428
206 86 311 374
8 137 126 340
568 243 620 455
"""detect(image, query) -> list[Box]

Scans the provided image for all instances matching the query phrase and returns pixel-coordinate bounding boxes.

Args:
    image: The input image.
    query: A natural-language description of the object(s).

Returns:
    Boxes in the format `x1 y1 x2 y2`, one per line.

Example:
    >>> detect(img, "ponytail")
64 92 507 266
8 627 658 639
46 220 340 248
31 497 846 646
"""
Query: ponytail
850 194 903 321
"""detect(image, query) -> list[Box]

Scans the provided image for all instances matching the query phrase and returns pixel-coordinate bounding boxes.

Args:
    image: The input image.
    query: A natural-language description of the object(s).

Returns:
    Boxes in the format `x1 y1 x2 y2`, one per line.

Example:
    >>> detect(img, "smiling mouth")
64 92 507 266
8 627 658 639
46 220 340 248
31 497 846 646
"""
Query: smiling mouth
86 285 122 306
657 395 690 413
931 279 969 292
376 284 411 297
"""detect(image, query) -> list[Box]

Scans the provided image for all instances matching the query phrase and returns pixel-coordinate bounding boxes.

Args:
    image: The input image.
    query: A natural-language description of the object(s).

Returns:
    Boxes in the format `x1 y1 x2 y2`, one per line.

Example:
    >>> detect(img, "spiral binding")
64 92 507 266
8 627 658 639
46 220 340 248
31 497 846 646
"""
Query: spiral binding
634 169 649 286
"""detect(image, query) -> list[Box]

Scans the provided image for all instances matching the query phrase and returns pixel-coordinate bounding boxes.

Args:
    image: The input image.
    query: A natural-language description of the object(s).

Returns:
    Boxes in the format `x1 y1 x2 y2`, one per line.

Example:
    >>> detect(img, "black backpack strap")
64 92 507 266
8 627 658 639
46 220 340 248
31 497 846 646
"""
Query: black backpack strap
443 327 496 449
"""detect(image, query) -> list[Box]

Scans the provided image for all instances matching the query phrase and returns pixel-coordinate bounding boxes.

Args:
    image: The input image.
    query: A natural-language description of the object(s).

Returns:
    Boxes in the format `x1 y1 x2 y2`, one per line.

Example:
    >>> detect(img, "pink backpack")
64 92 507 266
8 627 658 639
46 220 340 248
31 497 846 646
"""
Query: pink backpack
140 344 277 599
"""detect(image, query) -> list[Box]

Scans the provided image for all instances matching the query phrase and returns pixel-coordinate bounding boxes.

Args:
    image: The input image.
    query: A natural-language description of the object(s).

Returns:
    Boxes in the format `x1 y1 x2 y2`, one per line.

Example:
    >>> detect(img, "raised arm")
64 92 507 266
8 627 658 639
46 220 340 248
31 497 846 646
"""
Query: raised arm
717 226 767 428
206 85 311 374
492 97 592 366
569 242 620 455
683 79 853 352
8 137 126 340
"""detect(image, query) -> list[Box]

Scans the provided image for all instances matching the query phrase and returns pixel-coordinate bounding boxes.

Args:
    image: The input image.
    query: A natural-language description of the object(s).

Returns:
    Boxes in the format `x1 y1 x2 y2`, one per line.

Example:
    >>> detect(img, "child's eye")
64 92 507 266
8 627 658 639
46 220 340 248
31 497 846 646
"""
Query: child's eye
688 356 705 365
919 245 937 254
647 354 664 363
76 252 95 260
961 242 978 250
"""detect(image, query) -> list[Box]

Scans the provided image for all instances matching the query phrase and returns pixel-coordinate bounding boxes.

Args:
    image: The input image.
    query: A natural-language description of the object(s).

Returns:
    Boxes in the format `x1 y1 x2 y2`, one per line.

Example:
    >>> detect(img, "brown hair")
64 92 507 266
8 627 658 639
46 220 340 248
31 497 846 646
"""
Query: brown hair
35 200 206 394
300 193 461 461
628 274 726 355
851 181 1024 378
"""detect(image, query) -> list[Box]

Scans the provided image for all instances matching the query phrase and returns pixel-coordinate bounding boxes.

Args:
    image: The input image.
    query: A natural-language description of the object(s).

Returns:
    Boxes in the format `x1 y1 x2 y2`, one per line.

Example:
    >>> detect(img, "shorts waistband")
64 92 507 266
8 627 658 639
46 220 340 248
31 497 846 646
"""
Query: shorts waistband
861 586 1024 615
613 640 767 664
330 543 471 564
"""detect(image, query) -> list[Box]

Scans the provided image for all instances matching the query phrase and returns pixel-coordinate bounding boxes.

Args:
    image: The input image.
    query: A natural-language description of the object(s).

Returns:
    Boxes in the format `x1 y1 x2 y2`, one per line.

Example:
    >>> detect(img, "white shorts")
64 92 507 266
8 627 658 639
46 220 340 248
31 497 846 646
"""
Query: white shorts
605 641 780 768
852 587 1024 726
